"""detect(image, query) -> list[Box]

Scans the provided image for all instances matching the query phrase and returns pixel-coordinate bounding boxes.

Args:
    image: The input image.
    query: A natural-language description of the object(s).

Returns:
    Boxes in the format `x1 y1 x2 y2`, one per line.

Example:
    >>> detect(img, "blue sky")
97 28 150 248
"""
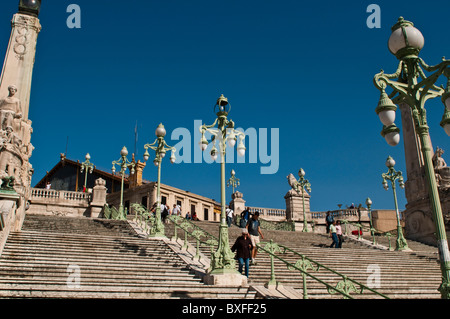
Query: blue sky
0 0 449 212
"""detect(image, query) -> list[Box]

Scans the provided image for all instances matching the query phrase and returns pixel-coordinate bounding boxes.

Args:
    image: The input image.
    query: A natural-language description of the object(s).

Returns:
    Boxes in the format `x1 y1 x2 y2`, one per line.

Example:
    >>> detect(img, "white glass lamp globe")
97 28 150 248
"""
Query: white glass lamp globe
298 168 305 177
384 132 400 146
385 156 396 168
170 153 176 164
445 97 450 111
388 17 424 59
237 143 246 157
444 123 450 136
379 110 396 126
143 150 150 161
120 146 128 157
155 124 166 138
376 91 397 126
385 132 400 146
382 125 401 146
227 135 236 147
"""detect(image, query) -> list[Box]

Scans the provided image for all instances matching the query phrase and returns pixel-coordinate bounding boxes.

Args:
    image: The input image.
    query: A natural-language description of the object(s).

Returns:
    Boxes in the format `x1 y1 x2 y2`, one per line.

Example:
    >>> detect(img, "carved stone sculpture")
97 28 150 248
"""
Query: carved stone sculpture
0 85 22 132
433 147 450 189
0 86 33 190
287 173 300 193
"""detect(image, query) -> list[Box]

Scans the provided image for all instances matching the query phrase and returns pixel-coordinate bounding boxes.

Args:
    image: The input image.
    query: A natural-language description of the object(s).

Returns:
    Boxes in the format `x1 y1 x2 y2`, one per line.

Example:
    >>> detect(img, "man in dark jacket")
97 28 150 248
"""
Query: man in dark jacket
231 228 253 277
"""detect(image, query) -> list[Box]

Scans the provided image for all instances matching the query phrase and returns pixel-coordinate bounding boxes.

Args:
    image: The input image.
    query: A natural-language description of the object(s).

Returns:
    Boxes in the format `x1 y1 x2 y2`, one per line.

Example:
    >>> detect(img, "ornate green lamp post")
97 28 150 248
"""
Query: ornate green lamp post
366 197 373 228
112 146 135 220
373 17 450 298
143 123 176 238
293 169 311 232
226 169 240 195
366 197 376 244
381 156 409 251
80 153 94 192
199 94 246 275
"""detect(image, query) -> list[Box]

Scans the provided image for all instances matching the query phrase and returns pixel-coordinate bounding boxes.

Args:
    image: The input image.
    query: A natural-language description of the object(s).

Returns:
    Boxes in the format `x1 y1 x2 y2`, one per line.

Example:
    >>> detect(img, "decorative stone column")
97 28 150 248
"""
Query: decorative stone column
399 102 450 245
0 12 42 121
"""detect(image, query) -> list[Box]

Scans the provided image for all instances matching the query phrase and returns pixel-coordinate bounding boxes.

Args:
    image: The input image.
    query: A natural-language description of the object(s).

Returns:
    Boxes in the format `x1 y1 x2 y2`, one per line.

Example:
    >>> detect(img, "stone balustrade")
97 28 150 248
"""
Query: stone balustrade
247 206 286 221
31 188 92 203
27 178 107 218
311 208 361 220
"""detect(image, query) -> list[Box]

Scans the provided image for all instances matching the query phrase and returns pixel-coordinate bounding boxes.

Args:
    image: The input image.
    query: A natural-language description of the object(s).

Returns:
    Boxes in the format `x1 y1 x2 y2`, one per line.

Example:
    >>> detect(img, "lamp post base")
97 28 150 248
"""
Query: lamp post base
203 270 248 287
395 226 411 251
148 220 166 239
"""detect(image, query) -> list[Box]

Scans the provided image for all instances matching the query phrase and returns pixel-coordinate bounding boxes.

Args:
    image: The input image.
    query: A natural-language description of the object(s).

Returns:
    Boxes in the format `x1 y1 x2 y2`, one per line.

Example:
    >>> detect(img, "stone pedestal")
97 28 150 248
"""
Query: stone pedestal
284 189 310 222
0 188 21 255
203 271 248 287
89 178 107 218
229 191 245 217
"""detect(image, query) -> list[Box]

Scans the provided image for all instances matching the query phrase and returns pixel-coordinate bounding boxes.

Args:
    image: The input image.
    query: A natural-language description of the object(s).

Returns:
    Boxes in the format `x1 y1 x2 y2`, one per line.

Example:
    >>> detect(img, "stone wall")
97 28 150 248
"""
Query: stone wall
27 178 107 218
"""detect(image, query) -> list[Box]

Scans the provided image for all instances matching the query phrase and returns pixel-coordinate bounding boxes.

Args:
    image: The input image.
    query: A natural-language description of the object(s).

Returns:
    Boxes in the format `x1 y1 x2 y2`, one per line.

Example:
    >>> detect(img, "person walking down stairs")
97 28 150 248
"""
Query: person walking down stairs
231 228 253 278
246 211 264 265
329 220 339 248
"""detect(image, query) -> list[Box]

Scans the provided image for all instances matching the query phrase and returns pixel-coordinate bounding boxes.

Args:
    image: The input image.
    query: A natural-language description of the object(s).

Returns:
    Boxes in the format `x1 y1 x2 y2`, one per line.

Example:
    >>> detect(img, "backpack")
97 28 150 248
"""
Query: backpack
247 218 259 235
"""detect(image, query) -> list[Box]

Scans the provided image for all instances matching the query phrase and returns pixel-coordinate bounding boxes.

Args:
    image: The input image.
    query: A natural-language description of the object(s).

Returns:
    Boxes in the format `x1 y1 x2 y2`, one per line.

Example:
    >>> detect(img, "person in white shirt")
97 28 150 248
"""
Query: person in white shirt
172 204 182 216
226 206 234 227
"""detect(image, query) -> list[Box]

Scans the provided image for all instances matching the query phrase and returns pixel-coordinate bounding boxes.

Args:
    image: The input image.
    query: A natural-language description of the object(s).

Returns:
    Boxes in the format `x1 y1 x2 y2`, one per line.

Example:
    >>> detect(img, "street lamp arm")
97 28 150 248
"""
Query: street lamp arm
374 72 410 103
417 57 450 73
144 140 159 151
200 118 219 132
373 62 404 91
161 140 176 152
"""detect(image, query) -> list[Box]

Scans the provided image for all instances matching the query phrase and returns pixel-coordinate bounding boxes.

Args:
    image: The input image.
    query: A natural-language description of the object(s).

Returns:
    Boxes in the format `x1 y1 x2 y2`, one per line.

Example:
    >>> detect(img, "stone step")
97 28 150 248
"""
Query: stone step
0 214 257 299
2 214 442 299
0 283 256 299
164 220 442 298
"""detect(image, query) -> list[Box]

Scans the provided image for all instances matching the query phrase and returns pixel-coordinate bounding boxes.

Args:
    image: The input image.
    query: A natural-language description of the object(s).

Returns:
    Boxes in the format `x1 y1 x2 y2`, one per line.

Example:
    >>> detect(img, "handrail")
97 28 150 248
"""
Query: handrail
257 240 389 299
340 219 395 249
130 203 389 299
168 215 218 264
131 203 219 265
235 214 297 232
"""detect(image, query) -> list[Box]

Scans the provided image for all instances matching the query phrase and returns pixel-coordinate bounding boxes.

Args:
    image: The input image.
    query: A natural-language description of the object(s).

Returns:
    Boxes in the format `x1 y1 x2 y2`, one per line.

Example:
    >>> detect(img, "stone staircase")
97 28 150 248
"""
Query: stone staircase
1 214 443 299
169 220 443 299
0 214 255 299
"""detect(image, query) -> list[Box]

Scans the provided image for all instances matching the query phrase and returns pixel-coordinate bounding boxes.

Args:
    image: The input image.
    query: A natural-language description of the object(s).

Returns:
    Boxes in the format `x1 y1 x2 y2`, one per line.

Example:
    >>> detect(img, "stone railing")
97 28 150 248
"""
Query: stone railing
247 206 286 221
311 208 361 220
30 188 92 203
